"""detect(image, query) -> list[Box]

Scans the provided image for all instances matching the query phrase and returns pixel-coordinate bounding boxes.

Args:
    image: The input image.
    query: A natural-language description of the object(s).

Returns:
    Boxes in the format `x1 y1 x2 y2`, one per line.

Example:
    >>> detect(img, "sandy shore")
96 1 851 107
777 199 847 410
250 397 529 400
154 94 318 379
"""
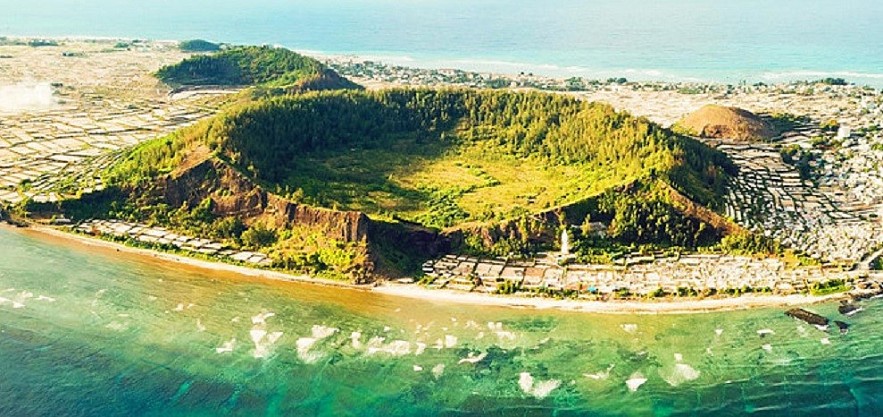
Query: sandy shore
373 284 847 315
10 224 851 315
18 225 363 291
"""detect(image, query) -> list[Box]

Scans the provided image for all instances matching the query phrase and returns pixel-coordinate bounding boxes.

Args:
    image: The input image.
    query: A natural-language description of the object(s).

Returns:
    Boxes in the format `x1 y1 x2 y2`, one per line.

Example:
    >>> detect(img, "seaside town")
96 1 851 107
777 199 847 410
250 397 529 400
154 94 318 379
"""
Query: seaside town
3 38 883 302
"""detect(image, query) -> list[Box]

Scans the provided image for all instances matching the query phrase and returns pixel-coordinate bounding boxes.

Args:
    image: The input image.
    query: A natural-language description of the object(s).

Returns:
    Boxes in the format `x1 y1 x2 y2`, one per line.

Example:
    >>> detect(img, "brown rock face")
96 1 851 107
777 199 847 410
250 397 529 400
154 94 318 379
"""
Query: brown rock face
157 158 370 243
678 105 774 141
145 156 449 279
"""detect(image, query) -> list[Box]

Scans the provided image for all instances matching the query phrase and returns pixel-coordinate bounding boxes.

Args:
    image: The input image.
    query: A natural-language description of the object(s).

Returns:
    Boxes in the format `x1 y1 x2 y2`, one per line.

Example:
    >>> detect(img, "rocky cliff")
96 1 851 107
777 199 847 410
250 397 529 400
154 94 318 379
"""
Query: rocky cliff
150 156 447 278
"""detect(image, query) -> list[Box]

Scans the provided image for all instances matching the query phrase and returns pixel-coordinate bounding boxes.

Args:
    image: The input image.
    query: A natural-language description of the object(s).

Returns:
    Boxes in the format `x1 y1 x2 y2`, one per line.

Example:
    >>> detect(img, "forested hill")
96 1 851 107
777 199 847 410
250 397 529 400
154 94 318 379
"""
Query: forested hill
109 88 735 226
156 45 361 90
78 88 742 277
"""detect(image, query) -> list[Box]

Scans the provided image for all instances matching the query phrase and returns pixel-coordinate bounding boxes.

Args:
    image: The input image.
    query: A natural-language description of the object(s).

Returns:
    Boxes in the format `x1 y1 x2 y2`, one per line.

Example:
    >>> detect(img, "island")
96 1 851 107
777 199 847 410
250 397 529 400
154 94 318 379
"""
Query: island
2 37 882 312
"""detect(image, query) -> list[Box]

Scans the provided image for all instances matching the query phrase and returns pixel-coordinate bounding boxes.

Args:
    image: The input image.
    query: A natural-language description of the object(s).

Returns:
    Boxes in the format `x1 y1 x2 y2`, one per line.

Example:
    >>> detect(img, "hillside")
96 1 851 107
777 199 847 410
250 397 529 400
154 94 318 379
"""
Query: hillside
64 89 738 280
675 104 775 141
156 45 361 90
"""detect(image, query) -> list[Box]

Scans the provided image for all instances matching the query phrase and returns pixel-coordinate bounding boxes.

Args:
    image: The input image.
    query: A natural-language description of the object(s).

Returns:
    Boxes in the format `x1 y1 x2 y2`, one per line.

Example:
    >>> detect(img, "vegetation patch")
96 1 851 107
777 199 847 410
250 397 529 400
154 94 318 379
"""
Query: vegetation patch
155 45 361 90
69 88 739 277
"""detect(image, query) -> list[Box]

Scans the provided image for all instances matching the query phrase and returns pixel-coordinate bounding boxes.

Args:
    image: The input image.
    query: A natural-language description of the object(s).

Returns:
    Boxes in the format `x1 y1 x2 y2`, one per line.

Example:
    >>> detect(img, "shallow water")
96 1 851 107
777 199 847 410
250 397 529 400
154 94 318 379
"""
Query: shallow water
0 226 881 416
2 0 883 86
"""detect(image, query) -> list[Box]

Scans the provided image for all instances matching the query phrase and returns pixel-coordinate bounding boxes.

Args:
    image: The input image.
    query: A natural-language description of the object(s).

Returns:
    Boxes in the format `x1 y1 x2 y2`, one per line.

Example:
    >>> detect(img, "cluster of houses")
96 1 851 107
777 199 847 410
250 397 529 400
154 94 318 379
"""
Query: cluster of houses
75 219 272 266
421 252 866 298
717 142 882 263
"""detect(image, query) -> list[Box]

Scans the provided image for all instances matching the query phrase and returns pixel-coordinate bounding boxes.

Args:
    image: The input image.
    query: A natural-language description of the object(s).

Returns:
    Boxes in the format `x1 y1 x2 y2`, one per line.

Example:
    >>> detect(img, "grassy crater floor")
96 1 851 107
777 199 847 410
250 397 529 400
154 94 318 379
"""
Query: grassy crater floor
283 130 633 227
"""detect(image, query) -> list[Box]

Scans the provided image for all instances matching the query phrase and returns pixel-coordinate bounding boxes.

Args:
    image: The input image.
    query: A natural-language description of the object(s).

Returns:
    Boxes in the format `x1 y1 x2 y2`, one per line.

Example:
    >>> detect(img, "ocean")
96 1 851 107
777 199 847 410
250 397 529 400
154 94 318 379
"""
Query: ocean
1 0 882 86
1 227 882 416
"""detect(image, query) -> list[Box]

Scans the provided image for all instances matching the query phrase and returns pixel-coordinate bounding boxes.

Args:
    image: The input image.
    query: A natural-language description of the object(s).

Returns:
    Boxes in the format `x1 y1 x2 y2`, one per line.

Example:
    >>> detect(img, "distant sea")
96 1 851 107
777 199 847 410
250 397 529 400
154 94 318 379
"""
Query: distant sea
2 0 883 86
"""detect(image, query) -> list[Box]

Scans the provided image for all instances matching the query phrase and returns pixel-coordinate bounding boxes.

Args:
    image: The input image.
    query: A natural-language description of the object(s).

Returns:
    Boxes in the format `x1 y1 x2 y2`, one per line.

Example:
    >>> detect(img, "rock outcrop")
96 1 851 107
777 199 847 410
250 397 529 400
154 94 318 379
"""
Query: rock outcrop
785 308 829 327
146 156 448 278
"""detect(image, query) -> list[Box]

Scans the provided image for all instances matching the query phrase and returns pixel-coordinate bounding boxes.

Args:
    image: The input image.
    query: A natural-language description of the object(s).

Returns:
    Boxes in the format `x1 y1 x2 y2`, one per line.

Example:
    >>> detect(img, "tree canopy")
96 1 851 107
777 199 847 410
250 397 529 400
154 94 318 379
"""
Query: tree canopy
156 45 359 89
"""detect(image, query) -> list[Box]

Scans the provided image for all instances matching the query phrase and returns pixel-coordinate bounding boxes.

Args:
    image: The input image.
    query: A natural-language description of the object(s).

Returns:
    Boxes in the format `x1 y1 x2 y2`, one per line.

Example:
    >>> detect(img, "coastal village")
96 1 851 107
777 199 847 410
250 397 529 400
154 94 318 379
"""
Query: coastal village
74 218 272 267
3 38 883 302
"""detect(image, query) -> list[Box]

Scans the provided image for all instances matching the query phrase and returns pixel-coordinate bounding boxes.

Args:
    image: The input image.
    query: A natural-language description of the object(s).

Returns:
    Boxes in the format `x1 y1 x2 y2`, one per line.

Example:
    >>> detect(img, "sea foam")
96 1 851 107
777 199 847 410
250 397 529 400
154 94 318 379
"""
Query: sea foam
519 372 561 399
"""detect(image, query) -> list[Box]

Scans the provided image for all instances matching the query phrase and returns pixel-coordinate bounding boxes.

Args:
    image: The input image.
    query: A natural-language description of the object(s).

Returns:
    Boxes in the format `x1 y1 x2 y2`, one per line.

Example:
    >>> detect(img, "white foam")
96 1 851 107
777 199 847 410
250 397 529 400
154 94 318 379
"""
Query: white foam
821 338 831 345
486 323 516 341
757 329 775 336
584 364 615 380
519 372 561 399
413 365 423 372
173 303 185 312
664 363 701 386
432 364 445 379
762 344 773 352
296 337 322 363
250 329 267 345
414 342 427 356
621 324 638 334
251 312 275 325
386 340 412 356
458 351 488 365
311 325 339 339
267 331 283 344
674 353 683 362
216 338 236 354
845 307 864 317
444 335 458 348
367 339 412 356
293 326 337 362
196 319 206 332
626 372 648 392
531 379 561 399
519 373 534 393
36 295 56 302
715 328 723 336
464 320 481 330
350 331 363 349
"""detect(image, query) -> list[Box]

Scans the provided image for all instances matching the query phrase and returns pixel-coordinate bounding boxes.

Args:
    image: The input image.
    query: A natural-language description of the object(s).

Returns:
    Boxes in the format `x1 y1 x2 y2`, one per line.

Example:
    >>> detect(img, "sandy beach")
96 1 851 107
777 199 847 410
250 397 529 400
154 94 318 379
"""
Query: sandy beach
10 224 853 315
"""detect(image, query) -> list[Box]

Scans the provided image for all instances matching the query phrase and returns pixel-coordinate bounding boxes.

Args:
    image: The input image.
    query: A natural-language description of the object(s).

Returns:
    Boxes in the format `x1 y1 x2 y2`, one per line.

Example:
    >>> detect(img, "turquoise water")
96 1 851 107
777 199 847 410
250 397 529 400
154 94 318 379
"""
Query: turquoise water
1 226 882 416
1 0 883 86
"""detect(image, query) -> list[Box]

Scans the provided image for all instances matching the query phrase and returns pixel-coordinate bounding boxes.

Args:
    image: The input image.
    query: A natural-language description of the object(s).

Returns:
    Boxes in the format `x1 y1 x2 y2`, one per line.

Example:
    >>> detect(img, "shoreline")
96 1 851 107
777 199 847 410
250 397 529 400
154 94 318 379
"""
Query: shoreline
3 35 883 88
15 224 365 292
9 224 855 315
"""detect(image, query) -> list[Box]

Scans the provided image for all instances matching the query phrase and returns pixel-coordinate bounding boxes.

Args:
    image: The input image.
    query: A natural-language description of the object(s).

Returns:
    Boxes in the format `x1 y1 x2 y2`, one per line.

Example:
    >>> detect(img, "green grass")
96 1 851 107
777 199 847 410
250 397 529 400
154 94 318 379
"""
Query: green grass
274 129 640 227
809 279 850 296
